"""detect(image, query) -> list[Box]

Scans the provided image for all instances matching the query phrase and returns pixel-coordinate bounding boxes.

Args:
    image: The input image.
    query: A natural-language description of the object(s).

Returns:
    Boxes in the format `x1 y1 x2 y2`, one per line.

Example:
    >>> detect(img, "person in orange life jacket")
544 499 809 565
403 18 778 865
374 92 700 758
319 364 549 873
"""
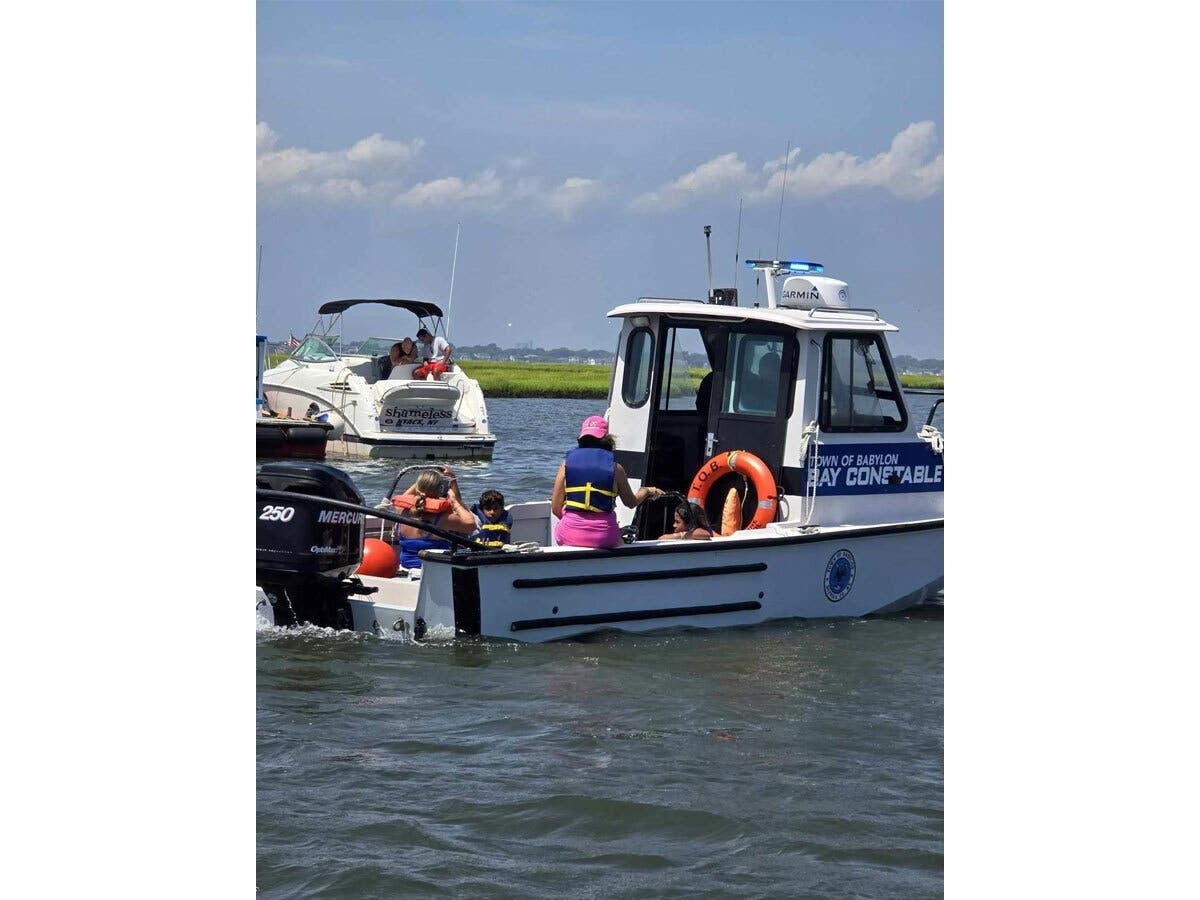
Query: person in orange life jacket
413 327 452 379
395 467 476 569
470 489 513 547
551 415 664 549
658 501 714 541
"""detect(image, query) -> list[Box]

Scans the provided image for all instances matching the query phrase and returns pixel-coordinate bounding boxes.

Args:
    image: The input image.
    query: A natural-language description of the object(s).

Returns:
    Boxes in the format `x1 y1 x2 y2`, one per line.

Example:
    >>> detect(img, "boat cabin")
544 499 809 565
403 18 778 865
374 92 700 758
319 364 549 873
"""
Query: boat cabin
605 260 943 534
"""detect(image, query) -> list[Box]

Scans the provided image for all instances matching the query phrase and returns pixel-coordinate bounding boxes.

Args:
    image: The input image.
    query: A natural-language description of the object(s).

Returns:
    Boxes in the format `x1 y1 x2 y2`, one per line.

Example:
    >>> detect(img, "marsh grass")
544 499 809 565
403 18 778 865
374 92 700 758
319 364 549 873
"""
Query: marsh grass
262 356 943 397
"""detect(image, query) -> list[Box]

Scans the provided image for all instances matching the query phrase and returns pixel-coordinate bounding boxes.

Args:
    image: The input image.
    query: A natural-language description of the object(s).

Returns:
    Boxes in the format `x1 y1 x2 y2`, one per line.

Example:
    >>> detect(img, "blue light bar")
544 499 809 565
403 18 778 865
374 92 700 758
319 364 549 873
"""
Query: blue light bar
744 259 824 273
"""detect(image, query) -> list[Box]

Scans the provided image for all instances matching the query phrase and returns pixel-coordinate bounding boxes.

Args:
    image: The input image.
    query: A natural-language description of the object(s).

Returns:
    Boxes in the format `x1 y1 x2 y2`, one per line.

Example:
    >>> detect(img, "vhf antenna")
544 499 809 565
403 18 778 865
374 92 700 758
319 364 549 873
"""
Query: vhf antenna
732 196 743 294
775 141 791 259
704 225 713 300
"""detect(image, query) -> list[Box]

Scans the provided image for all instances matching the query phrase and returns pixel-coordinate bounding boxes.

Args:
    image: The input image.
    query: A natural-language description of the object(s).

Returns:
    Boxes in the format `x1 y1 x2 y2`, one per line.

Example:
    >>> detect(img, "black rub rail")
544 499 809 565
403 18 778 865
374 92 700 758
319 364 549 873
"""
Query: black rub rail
511 600 763 632
512 562 766 589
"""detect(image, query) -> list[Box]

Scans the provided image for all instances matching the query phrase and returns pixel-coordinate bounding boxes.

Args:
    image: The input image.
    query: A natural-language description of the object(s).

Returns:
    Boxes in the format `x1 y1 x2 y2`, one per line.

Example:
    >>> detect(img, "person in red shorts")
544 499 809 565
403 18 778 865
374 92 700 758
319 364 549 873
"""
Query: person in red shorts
413 327 452 379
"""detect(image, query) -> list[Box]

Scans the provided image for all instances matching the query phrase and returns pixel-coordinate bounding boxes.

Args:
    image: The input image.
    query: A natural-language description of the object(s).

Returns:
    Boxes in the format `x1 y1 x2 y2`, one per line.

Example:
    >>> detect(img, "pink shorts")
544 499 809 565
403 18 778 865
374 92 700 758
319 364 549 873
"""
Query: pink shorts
554 510 620 549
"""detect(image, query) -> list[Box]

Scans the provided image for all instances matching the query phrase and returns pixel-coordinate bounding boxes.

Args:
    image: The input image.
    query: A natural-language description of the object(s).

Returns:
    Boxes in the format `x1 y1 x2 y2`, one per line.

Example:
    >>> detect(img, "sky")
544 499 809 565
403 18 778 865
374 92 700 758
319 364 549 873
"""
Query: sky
257 1 944 358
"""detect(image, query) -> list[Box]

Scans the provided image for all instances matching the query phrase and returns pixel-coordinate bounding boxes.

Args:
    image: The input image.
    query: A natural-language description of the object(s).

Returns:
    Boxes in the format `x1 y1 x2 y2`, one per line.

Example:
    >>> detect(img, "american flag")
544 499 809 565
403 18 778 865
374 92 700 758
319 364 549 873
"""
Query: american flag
288 334 301 349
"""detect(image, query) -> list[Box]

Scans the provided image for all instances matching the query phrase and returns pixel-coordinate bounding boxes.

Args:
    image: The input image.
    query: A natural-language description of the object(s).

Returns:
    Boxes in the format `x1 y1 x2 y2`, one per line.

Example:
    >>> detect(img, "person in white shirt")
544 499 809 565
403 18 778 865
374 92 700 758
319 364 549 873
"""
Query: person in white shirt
414 327 453 379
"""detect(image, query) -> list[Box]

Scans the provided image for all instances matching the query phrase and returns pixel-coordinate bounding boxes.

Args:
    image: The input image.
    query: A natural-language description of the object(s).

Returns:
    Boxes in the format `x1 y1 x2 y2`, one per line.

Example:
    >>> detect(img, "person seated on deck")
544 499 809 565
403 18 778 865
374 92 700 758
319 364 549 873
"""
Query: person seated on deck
658 501 714 541
470 489 513 548
551 415 664 549
394 467 476 569
395 337 419 365
413 327 453 379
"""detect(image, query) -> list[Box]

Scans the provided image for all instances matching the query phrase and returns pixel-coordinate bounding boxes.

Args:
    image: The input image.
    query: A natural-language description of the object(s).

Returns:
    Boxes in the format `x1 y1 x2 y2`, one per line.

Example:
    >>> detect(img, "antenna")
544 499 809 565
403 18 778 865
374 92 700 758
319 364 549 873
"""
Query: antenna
732 197 743 293
256 243 263 309
445 222 461 335
775 141 791 259
703 225 713 300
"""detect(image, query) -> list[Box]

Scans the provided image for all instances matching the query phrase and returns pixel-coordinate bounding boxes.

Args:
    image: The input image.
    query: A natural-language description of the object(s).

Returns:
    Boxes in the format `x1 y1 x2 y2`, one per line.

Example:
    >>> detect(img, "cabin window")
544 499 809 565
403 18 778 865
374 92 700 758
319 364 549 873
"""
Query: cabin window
721 334 784 417
622 327 654 408
820 334 907 432
658 326 710 411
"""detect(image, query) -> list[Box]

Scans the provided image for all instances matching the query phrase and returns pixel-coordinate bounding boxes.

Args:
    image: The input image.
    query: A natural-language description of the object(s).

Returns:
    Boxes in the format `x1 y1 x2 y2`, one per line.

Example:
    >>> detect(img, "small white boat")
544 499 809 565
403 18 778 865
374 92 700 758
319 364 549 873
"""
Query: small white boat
256 333 334 459
257 259 943 642
261 299 496 460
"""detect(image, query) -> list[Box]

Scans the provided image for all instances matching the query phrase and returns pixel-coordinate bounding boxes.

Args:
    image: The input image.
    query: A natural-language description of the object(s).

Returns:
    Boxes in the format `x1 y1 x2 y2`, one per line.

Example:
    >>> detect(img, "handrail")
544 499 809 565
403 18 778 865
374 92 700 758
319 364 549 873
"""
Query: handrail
925 398 944 428
805 306 881 321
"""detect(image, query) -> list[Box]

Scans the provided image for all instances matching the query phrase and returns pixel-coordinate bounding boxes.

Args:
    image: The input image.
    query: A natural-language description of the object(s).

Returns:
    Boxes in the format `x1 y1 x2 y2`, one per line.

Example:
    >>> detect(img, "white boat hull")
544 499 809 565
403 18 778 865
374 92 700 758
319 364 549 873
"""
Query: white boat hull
262 359 496 460
258 519 942 643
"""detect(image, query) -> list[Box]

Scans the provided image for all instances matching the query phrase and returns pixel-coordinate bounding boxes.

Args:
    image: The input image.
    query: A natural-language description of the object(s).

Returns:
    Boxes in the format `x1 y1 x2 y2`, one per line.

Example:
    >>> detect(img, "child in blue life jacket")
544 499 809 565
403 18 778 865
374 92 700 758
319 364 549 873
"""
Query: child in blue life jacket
470 489 513 547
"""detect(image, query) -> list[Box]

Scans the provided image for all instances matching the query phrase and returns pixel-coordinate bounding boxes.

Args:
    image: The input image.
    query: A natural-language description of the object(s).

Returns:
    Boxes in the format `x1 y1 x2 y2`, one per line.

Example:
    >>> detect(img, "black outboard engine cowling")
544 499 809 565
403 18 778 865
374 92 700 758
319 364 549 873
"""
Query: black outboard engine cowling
256 462 374 630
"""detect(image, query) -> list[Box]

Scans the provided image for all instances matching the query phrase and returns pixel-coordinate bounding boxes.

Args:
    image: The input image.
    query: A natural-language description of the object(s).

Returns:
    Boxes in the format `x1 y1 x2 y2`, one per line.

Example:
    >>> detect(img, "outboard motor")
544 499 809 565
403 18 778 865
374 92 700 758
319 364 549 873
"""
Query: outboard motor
256 461 374 629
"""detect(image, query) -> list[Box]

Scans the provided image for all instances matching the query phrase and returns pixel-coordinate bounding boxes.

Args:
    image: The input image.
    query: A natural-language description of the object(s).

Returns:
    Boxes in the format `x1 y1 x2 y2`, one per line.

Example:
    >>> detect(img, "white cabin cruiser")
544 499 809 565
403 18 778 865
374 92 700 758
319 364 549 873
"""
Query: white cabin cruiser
256 259 943 642
261 299 495 460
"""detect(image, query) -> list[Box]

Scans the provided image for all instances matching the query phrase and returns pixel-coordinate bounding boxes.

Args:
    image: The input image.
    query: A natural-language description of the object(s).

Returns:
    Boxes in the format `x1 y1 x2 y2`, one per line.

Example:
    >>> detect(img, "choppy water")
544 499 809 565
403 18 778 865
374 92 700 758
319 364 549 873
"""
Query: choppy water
257 395 944 897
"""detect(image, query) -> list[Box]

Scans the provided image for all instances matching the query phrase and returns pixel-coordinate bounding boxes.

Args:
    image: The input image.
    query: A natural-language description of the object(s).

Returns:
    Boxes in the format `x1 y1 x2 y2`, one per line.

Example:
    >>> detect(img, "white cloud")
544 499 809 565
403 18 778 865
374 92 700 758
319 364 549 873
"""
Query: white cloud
256 122 424 203
394 170 504 209
632 122 944 213
256 122 278 155
257 123 605 217
545 177 605 218
631 153 752 213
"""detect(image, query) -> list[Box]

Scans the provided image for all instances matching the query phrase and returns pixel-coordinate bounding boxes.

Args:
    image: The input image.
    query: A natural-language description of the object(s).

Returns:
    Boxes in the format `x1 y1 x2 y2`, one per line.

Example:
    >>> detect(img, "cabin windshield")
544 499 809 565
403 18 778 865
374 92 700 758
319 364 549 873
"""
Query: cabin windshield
292 336 339 363
820 333 907 432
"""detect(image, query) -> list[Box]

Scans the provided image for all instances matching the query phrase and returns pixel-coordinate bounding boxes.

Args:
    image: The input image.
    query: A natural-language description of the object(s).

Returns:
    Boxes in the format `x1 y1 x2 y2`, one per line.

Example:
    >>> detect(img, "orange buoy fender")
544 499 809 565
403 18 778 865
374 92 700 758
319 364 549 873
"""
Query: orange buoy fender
687 450 778 530
357 538 399 578
720 487 740 537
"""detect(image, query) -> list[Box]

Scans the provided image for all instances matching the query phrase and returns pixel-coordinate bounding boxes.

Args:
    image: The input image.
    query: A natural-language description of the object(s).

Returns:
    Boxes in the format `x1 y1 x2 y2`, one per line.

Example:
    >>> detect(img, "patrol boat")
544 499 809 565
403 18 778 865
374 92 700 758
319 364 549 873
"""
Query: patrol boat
261 299 496 460
256 259 943 642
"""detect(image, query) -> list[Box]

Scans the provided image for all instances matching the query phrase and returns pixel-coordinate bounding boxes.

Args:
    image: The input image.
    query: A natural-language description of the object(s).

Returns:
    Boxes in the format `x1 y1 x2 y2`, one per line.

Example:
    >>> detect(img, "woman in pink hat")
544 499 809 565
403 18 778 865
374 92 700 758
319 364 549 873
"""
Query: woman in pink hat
551 415 664 548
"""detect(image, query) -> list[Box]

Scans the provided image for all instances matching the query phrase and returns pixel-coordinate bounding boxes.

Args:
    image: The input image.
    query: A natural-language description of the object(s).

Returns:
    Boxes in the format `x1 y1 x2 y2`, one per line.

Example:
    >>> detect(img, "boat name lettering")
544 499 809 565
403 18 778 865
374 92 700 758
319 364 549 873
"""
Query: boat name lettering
807 464 943 488
382 407 454 420
317 510 364 525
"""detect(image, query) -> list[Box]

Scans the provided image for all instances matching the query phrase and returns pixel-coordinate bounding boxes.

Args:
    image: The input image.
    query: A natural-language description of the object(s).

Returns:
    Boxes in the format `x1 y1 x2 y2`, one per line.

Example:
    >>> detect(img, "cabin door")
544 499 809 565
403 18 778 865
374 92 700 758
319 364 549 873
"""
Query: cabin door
703 326 797 482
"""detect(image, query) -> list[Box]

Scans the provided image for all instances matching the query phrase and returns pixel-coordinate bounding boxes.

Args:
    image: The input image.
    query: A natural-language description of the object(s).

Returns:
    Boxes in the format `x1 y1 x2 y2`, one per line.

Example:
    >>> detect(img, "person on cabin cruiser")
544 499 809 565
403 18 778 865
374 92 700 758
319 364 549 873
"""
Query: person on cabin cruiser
394 467 476 569
551 415 664 549
413 327 452 379
470 489 513 548
398 337 419 364
659 501 714 541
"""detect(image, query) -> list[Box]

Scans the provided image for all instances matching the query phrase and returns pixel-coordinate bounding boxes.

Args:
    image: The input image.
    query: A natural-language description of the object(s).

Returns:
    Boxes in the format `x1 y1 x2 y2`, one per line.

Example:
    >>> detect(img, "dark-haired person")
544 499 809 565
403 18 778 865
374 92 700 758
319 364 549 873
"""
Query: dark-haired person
470 489 513 548
551 415 664 549
658 501 714 541
413 327 452 379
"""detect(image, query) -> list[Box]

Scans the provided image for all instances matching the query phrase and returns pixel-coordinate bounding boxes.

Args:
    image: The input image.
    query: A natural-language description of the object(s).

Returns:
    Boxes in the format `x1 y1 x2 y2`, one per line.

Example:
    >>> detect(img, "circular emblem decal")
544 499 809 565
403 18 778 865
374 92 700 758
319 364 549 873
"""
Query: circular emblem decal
824 549 856 602
838 288 848 302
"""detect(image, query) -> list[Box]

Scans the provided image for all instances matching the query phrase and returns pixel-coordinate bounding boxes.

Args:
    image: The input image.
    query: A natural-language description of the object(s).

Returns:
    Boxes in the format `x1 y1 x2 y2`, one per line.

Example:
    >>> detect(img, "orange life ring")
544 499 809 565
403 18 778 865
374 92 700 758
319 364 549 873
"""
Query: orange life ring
687 450 778 530
392 493 451 515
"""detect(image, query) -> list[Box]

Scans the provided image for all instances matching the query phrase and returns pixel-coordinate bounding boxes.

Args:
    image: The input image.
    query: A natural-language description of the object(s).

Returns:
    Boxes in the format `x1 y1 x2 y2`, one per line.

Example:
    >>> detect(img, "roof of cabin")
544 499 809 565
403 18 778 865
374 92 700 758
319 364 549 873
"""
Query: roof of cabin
606 299 898 333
